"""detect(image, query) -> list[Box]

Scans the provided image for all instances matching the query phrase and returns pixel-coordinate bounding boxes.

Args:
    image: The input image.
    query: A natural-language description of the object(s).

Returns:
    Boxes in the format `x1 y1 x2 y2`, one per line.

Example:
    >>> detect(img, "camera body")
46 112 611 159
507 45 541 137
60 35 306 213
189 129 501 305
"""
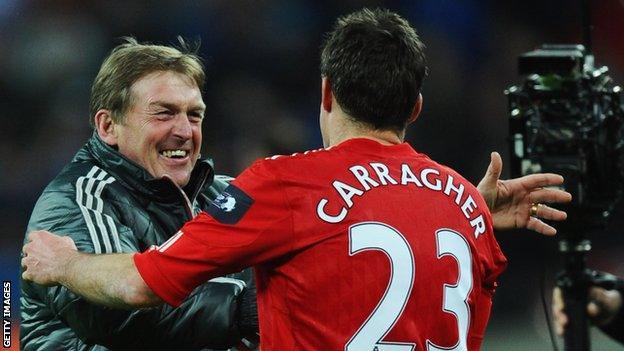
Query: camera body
507 44 624 227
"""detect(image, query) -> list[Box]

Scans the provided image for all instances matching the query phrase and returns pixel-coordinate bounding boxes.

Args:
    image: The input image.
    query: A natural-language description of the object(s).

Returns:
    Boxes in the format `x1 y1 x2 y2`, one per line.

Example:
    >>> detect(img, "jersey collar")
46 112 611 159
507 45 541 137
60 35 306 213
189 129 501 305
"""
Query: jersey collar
85 132 215 203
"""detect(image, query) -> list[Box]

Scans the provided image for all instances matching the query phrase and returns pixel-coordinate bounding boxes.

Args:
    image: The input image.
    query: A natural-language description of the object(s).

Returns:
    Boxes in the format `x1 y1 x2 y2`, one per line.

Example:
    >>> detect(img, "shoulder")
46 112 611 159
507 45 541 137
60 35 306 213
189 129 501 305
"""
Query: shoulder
199 174 233 201
27 160 128 246
212 174 233 188
36 162 123 213
263 146 328 162
248 147 330 175
419 155 480 191
44 160 116 194
438 162 481 195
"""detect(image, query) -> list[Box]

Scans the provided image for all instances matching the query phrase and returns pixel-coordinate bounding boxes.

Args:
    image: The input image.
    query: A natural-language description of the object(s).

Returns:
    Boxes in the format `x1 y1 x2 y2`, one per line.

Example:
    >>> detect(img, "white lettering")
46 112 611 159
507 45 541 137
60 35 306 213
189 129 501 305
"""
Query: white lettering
317 198 348 223
333 181 364 208
2 281 9 348
421 168 442 191
350 165 380 191
470 215 486 238
3 319 9 347
461 195 476 219
2 282 9 319
316 163 489 236
400 164 423 186
443 174 465 205
370 163 398 185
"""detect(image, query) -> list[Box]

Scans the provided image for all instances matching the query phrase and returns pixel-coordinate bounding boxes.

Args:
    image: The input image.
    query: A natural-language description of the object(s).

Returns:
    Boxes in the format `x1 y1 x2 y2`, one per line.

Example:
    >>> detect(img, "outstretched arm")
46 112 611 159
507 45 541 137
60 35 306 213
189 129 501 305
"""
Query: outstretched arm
477 152 572 235
22 230 160 309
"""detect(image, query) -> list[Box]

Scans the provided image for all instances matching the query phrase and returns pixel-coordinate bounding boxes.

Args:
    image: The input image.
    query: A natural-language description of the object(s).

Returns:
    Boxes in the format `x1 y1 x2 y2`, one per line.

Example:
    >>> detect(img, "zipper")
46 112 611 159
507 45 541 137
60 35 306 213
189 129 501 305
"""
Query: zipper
161 175 194 220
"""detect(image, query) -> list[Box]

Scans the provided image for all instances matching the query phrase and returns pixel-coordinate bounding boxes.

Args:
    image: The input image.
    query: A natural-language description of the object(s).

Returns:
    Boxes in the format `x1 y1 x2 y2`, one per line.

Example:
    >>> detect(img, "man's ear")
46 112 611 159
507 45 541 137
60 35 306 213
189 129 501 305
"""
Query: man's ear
94 110 118 146
321 77 333 113
407 93 423 125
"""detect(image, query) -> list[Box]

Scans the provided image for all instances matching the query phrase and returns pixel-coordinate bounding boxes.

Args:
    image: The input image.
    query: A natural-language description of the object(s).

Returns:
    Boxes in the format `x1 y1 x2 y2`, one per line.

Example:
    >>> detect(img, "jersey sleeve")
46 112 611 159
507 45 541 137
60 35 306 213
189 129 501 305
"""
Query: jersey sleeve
134 159 294 307
478 203 508 294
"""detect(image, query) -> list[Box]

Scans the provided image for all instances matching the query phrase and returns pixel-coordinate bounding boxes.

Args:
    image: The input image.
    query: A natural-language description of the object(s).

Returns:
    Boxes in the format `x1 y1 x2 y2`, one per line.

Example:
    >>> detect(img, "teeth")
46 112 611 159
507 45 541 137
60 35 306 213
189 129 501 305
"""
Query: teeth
161 150 187 158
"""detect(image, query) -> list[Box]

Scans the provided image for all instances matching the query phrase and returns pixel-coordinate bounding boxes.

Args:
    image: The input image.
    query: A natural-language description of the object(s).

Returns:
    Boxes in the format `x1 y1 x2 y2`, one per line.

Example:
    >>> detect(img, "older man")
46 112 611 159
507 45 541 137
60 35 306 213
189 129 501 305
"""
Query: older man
20 39 258 351
22 11 571 351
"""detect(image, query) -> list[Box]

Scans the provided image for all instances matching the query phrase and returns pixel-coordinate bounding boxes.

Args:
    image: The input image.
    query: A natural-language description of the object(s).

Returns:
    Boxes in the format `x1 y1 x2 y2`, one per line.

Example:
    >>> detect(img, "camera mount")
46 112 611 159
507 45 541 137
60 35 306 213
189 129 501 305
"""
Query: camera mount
507 43 624 351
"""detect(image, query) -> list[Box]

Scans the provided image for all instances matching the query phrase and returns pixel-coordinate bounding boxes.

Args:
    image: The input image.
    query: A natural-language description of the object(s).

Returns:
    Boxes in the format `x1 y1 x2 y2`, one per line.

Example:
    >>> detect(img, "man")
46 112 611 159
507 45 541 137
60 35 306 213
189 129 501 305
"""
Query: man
23 9 572 350
20 39 258 351
553 279 624 343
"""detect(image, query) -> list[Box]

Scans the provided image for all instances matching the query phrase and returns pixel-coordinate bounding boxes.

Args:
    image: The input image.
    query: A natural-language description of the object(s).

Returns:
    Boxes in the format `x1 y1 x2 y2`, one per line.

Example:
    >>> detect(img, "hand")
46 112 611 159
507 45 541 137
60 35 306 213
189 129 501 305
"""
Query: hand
477 152 572 235
553 286 623 335
21 230 78 286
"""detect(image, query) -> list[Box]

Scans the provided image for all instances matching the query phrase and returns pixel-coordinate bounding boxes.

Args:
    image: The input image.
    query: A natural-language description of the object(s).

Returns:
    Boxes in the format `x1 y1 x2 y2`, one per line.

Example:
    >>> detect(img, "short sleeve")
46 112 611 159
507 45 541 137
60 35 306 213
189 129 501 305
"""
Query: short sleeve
479 209 508 293
134 159 294 306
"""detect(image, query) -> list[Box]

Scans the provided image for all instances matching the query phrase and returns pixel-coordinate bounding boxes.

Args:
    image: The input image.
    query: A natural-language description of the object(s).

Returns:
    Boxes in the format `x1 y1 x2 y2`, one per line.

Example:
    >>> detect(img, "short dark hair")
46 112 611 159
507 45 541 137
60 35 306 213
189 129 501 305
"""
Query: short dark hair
320 8 427 132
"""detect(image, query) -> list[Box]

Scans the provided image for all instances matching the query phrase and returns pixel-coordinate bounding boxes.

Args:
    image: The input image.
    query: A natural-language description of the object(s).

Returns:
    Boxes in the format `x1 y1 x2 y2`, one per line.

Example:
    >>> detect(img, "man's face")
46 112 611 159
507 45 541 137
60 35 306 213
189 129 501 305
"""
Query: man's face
114 71 205 187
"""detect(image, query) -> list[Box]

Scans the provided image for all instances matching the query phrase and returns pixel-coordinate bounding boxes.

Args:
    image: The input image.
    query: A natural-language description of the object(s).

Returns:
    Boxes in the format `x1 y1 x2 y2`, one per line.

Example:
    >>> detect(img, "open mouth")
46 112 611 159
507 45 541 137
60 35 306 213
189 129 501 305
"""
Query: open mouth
159 149 189 159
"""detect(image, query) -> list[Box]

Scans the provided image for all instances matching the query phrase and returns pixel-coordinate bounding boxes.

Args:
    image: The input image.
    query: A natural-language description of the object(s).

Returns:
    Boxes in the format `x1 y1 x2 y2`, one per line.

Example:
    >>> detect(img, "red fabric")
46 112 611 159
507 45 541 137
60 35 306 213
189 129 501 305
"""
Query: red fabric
134 138 507 350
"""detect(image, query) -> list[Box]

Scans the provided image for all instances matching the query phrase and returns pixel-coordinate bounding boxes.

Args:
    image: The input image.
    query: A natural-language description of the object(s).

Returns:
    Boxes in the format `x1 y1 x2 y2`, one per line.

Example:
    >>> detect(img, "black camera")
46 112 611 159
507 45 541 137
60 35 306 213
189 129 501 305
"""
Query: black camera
507 44 624 227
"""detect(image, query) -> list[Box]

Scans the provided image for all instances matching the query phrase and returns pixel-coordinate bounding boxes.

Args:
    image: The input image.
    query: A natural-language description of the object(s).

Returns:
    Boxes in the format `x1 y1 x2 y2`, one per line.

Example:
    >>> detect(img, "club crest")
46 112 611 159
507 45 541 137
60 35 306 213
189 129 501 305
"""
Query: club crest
207 185 254 224
214 193 237 212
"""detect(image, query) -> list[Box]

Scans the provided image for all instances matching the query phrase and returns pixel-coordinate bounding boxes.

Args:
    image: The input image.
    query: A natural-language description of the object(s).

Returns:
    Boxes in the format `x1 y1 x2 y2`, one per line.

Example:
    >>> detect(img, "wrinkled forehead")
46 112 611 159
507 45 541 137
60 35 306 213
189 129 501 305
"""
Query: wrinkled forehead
129 70 205 109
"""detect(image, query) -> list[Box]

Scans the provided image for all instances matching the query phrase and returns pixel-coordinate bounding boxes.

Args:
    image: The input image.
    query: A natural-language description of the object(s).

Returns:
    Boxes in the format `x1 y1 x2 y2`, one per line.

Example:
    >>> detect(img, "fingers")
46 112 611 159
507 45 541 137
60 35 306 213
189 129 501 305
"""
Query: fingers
487 152 503 180
62 236 78 250
587 301 601 318
552 287 567 336
587 287 623 325
532 204 568 221
526 216 557 236
480 152 503 186
528 188 572 206
520 173 565 188
587 287 609 324
22 269 32 281
26 230 48 243
21 255 34 281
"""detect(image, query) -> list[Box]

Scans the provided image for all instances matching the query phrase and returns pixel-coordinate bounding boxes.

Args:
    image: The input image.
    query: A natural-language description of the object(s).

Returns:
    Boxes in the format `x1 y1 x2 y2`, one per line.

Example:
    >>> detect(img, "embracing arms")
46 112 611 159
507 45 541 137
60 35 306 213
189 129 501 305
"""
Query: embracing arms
22 236 159 309
22 152 572 310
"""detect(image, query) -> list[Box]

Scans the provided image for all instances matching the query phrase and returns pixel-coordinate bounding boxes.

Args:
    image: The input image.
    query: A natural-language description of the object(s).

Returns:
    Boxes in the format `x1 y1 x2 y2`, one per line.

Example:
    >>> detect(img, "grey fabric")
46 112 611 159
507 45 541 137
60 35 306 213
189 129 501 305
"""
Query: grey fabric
20 134 258 351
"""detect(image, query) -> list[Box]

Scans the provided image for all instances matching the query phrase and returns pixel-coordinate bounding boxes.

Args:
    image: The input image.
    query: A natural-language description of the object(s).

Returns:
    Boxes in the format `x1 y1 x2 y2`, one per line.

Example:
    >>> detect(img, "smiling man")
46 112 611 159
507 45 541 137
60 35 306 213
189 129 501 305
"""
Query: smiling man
22 10 572 351
94 70 204 187
20 39 258 351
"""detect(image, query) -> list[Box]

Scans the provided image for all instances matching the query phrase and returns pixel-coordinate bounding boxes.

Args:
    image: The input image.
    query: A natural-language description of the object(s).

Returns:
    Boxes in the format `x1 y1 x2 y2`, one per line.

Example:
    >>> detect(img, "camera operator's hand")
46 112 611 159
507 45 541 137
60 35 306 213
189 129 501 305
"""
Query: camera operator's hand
552 286 623 335
477 151 572 235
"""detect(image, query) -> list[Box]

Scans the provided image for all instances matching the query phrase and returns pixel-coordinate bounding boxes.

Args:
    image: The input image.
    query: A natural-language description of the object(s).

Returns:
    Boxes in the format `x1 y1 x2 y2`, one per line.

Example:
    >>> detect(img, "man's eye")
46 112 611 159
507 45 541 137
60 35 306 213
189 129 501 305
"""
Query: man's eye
188 112 204 122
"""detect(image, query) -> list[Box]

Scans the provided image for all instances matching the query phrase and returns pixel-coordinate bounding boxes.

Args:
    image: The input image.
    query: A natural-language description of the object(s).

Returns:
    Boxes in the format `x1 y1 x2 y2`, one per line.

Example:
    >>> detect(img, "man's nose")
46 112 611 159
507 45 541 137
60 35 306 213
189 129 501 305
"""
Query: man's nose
172 114 193 139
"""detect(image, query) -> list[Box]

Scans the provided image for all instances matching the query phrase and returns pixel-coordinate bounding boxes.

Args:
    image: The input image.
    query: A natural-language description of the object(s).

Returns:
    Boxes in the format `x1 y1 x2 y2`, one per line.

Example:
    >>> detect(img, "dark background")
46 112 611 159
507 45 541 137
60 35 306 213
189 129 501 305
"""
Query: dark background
1 0 624 349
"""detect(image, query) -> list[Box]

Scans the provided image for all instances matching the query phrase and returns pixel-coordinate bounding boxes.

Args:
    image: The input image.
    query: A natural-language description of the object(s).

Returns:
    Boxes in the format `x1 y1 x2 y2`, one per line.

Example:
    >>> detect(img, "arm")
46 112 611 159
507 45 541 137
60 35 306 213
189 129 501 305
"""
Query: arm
477 152 572 235
22 230 158 309
23 232 258 350
22 189 257 350
553 282 624 344
596 287 624 344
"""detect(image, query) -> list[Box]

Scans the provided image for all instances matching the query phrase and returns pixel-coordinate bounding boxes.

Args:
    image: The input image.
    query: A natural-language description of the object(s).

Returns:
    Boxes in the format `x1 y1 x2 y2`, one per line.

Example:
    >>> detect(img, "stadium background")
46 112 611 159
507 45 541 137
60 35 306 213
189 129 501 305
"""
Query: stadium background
1 0 623 349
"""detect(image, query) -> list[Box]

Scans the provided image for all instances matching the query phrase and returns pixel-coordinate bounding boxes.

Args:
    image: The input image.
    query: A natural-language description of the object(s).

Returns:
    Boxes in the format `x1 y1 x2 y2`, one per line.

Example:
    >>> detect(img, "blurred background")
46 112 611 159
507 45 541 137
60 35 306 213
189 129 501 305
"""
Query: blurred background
1 0 624 349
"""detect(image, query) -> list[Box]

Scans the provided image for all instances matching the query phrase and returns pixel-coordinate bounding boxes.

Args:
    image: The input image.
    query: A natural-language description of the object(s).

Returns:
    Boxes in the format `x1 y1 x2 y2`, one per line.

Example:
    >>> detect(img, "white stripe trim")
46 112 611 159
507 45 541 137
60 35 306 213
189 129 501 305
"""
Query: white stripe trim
208 277 247 290
75 166 118 254
87 171 113 253
158 231 184 252
76 167 102 254
106 216 122 252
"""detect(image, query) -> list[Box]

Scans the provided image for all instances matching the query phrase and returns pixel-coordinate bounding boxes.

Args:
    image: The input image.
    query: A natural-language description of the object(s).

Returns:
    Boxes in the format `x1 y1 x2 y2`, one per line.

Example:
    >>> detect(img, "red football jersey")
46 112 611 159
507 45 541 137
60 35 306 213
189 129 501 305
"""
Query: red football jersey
134 138 507 351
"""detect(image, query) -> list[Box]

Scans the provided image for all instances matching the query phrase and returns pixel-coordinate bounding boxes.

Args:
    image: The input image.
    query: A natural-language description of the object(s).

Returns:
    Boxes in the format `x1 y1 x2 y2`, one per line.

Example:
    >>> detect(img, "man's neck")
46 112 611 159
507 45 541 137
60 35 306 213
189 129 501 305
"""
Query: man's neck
328 114 405 147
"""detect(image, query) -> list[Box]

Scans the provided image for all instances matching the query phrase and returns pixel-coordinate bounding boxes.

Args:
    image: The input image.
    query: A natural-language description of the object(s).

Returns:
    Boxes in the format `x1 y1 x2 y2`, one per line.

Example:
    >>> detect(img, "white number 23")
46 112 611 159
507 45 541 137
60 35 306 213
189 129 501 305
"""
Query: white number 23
346 222 473 351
